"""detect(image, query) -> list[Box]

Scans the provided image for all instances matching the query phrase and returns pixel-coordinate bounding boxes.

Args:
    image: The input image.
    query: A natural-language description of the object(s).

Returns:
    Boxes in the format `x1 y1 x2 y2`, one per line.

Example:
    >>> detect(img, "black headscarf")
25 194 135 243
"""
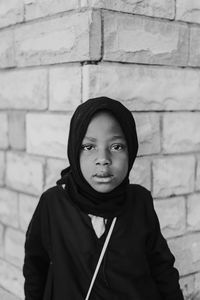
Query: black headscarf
57 97 138 218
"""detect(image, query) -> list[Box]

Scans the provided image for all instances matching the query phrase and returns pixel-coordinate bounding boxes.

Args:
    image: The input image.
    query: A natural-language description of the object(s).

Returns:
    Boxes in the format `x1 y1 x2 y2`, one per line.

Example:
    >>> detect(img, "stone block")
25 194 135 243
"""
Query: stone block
6 152 44 196
134 113 160 155
179 274 195 300
187 194 200 231
196 156 200 191
168 233 200 275
163 113 200 154
0 30 15 68
15 10 101 66
103 12 188 66
81 0 175 19
5 228 25 268
0 287 20 300
152 156 195 198
45 157 68 190
0 0 24 28
19 193 38 232
25 0 79 20
49 65 81 111
0 151 5 186
195 273 200 291
0 259 24 299
0 69 47 110
0 188 18 228
189 27 200 67
27 113 71 159
130 157 151 191
8 111 25 150
154 197 185 238
83 63 200 111
176 0 200 24
0 224 3 258
0 113 8 149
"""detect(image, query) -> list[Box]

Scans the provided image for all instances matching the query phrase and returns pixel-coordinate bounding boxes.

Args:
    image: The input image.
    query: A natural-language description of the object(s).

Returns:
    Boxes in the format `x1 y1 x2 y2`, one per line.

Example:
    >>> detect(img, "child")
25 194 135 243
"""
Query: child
23 97 184 300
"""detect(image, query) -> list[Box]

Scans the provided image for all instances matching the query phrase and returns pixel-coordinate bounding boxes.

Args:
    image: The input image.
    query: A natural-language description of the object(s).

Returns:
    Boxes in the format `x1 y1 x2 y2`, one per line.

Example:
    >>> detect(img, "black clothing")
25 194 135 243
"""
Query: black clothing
58 97 138 218
23 184 184 300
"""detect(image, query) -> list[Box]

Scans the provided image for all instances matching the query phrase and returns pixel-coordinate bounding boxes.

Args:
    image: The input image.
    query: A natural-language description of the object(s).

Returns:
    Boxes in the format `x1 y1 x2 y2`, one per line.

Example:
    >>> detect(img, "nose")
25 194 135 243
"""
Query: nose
95 149 111 166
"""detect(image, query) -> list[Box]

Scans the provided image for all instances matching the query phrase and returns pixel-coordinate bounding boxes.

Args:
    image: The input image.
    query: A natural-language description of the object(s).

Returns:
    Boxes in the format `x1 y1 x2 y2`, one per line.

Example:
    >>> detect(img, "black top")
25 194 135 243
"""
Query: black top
23 184 184 300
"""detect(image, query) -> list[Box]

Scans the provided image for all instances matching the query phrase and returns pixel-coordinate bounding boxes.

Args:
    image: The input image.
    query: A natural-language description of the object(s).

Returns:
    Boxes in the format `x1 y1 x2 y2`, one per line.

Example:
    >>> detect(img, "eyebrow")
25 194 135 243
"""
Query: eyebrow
83 135 126 142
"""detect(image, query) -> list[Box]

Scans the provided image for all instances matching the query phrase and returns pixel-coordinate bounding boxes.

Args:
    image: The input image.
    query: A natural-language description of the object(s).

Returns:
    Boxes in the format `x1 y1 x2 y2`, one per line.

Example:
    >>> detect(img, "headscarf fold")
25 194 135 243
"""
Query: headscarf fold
57 97 138 218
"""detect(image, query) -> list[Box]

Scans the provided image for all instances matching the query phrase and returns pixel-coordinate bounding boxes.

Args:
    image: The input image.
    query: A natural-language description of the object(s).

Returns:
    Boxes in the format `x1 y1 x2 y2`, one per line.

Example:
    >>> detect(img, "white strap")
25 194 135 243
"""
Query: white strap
85 217 117 300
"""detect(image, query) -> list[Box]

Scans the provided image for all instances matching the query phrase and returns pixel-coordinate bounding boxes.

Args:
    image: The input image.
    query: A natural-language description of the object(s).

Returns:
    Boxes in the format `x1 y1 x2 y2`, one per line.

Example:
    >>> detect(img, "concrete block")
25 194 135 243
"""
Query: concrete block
168 233 200 275
19 193 38 232
49 65 81 111
103 12 188 66
5 228 25 268
176 0 200 24
0 259 24 299
0 287 21 300
25 0 78 20
0 151 5 186
6 152 44 196
163 113 200 153
27 113 71 159
0 113 8 149
8 111 25 150
0 188 18 228
196 156 200 191
179 275 195 300
0 0 24 28
83 63 200 111
189 27 200 67
187 194 200 231
0 30 15 68
81 0 175 19
15 10 101 66
152 156 195 198
134 113 160 155
130 157 151 191
0 224 3 258
45 157 68 190
154 197 185 238
195 272 200 291
0 69 47 110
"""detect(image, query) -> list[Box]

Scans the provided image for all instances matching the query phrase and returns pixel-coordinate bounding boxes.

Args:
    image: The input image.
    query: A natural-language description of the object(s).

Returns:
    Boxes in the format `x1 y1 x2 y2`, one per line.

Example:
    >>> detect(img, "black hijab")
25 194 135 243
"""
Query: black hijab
57 97 138 218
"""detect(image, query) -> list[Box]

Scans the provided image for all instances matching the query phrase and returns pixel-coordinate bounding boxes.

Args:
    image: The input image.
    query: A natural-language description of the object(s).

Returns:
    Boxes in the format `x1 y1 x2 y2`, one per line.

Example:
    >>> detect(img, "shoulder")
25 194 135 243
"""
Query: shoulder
128 184 152 199
39 185 67 207
127 184 154 211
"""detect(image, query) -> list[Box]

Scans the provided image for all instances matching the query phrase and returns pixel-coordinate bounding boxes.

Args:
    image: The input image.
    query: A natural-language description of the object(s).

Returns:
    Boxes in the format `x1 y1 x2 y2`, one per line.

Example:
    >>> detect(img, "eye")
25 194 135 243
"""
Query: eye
81 144 95 151
111 143 126 151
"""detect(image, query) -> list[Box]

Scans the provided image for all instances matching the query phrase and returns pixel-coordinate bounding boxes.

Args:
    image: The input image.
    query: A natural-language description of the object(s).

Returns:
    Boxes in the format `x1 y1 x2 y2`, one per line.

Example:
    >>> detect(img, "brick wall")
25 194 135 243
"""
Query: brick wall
0 1 200 299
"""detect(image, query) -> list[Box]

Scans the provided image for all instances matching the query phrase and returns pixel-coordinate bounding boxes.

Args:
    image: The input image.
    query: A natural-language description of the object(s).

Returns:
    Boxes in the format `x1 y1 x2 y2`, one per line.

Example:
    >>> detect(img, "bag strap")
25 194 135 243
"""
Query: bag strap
85 217 117 300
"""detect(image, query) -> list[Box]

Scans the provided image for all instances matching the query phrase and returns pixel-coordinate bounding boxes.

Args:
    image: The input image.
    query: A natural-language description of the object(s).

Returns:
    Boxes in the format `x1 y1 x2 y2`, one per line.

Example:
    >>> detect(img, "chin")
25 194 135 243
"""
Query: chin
92 184 115 193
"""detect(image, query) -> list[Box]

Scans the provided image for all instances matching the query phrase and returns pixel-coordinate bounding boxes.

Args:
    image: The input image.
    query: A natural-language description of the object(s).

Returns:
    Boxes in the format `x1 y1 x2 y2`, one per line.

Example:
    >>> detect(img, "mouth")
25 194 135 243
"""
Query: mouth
93 173 114 183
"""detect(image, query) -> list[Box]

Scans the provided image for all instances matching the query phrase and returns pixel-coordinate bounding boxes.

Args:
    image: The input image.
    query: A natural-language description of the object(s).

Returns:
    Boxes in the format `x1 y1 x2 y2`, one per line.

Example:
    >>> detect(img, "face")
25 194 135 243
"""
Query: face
80 111 128 193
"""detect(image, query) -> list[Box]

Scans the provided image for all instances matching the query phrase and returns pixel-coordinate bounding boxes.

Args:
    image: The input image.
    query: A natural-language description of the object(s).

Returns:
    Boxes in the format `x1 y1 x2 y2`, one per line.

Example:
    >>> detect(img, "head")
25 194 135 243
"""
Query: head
67 97 138 195
80 111 129 193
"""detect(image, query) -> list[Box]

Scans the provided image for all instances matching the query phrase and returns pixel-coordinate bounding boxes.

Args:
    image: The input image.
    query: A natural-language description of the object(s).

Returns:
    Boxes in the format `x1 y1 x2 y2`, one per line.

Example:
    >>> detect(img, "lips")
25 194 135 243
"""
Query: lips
93 172 113 183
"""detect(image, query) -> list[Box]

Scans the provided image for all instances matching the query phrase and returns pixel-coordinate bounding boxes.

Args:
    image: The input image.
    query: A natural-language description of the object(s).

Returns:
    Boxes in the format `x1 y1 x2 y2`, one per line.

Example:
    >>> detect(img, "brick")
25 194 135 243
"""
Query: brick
0 0 24 28
195 273 200 291
130 157 151 191
25 0 78 20
27 113 71 159
19 193 38 232
0 113 8 149
6 152 44 196
176 0 200 24
179 275 195 300
134 113 160 155
196 156 200 191
15 11 101 66
81 0 175 19
0 288 20 300
49 65 81 111
0 259 24 299
5 228 25 268
0 69 47 110
83 63 200 111
163 113 200 154
0 224 3 258
152 156 195 198
103 12 188 66
189 27 200 67
187 194 200 231
0 151 5 186
45 157 68 190
0 188 18 228
154 197 185 238
0 30 15 68
8 111 25 150
168 233 200 275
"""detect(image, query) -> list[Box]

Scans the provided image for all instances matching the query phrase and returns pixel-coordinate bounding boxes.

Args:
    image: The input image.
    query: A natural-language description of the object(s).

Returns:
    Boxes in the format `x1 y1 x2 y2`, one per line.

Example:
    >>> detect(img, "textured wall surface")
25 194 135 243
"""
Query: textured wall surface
0 0 200 299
